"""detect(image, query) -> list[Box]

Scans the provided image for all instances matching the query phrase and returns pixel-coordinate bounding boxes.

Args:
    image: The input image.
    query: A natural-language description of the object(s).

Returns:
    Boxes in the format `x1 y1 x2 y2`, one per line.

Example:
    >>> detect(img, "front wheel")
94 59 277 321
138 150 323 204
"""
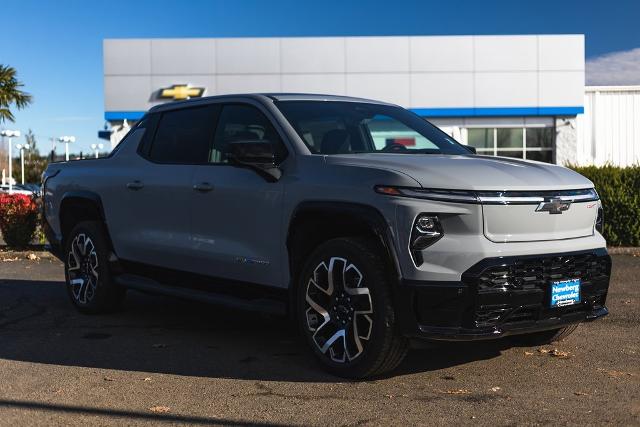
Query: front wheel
297 237 408 379
64 221 125 314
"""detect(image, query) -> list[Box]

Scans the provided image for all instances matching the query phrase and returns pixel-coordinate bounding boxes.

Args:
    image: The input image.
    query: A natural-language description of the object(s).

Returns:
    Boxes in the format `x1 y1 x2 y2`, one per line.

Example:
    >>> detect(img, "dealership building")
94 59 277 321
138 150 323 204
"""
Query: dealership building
101 35 639 166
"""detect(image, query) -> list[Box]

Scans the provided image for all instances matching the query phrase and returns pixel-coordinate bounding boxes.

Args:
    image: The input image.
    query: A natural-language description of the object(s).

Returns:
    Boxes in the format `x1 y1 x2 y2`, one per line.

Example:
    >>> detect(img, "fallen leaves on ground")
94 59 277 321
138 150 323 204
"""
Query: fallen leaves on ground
550 349 572 359
1 257 19 262
537 348 572 358
149 406 170 413
26 253 38 260
524 351 534 356
490 387 501 392
143 377 152 382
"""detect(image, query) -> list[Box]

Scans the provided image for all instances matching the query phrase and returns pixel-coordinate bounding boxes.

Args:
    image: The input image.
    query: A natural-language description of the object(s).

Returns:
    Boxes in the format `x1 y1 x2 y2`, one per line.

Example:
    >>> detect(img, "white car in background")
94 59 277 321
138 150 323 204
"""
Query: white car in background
0 184 39 197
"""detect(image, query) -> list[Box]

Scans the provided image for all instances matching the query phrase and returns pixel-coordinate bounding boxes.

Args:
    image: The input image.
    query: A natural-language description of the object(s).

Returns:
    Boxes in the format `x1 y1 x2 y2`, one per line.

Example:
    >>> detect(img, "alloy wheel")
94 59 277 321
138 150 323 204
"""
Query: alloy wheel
67 233 99 304
304 257 373 363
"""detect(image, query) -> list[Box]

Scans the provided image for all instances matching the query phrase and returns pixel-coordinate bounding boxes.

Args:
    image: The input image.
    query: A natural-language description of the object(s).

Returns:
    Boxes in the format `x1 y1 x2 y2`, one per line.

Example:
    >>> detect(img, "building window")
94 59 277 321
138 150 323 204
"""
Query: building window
466 127 554 163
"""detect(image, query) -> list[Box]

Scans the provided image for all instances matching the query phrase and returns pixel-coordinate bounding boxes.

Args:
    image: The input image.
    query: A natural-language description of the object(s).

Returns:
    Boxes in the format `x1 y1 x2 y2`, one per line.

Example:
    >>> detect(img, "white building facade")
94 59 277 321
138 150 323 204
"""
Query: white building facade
103 35 591 165
576 86 640 167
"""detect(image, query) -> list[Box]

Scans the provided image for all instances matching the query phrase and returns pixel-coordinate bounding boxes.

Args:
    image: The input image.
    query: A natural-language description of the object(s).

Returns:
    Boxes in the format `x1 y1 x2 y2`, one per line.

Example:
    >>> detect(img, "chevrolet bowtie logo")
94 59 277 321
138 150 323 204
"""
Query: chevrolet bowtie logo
535 198 572 215
159 84 205 101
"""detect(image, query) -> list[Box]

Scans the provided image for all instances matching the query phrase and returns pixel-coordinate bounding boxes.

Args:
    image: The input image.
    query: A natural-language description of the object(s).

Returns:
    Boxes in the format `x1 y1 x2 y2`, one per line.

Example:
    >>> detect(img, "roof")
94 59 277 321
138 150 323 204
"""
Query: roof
148 93 394 113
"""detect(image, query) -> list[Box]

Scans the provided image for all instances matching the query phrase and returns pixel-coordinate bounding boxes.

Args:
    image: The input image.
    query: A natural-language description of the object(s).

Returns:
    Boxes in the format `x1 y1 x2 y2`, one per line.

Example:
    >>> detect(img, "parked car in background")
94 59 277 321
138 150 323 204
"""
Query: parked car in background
0 184 40 197
42 94 611 378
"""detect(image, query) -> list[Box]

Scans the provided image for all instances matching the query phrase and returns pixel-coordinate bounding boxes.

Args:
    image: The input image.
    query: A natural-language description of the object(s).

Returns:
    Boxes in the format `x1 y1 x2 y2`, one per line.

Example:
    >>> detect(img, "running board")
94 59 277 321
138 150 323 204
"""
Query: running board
114 273 286 316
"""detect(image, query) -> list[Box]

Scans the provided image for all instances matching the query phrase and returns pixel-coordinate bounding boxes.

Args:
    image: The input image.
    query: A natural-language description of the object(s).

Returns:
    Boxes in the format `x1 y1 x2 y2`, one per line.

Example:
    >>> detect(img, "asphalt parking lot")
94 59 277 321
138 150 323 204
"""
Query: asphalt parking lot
0 252 638 426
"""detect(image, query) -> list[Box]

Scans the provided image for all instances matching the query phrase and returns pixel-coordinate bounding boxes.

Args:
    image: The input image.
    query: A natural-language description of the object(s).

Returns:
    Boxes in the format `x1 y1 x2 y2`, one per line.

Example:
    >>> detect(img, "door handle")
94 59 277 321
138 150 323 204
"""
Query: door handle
193 182 214 192
126 180 144 190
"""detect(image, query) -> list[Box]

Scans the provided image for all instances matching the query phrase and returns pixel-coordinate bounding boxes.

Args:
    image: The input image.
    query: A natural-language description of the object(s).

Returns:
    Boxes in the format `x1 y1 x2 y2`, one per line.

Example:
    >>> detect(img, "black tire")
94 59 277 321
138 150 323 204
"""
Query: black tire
510 324 579 346
296 237 409 379
64 221 125 314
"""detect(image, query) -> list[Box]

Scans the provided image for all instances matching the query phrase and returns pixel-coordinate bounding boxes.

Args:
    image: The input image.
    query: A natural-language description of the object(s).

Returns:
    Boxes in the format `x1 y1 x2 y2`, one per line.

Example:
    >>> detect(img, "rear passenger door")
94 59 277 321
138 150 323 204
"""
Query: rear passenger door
114 105 218 272
188 103 287 288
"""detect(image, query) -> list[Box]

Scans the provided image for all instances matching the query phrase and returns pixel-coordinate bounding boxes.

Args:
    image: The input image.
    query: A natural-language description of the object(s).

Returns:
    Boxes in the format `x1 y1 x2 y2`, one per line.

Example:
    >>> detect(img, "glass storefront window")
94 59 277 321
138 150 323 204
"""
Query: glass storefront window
524 150 553 163
526 127 553 148
496 128 523 149
467 128 493 149
499 150 524 159
464 126 554 163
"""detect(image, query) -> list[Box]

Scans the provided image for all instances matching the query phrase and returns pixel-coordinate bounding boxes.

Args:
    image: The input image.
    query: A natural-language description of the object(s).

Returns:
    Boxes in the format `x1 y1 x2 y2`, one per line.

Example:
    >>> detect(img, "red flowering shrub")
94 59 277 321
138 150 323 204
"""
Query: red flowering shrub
0 193 39 248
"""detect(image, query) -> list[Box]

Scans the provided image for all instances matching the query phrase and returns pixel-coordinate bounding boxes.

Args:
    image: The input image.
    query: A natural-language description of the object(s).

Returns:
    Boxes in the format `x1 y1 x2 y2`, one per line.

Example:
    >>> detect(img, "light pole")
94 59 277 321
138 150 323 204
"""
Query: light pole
15 143 30 185
1 130 21 194
58 136 75 161
90 143 104 159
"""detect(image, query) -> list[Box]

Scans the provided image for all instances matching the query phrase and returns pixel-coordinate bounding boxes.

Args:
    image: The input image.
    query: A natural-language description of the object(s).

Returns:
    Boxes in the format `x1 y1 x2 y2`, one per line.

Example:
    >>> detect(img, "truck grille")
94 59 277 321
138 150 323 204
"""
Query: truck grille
461 250 611 329
476 253 610 292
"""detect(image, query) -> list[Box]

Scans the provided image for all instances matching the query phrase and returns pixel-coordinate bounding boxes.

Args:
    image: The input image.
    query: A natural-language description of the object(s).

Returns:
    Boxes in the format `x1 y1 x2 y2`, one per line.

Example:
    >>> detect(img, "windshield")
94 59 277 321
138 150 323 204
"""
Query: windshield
276 101 469 155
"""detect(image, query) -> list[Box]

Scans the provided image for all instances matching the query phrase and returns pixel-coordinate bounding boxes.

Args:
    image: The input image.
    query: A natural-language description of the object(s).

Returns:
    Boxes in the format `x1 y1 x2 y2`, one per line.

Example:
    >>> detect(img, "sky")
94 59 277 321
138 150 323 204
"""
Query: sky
2 0 640 154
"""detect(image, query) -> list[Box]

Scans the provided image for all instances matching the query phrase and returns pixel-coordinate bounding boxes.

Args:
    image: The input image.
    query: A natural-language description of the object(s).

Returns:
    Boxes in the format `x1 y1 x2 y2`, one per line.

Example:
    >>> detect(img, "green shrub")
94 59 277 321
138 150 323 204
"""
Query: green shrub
569 165 640 246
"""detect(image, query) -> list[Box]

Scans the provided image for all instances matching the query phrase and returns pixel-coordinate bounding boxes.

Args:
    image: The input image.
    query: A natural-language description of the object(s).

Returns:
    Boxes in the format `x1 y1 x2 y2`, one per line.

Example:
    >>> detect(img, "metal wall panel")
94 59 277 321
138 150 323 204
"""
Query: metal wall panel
103 35 585 116
150 39 216 75
577 87 640 167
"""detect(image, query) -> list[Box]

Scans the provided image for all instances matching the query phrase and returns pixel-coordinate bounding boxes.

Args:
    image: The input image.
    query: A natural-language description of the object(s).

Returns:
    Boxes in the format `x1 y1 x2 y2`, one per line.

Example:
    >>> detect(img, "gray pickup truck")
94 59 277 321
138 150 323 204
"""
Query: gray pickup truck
42 94 611 378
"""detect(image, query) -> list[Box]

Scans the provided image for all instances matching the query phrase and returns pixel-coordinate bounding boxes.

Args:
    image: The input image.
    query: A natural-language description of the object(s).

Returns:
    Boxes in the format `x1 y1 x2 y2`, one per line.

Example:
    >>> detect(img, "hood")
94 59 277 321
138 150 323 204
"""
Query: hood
325 154 592 191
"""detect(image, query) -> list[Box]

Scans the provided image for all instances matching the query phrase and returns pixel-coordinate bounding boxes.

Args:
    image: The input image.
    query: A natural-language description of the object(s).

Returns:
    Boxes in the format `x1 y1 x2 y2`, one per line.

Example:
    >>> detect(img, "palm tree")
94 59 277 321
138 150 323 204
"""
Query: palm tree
0 65 32 123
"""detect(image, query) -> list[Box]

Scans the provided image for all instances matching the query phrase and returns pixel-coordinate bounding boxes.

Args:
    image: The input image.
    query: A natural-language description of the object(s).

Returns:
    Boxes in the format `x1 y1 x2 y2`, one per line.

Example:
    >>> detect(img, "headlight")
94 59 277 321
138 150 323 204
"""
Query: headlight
375 186 479 203
410 214 443 265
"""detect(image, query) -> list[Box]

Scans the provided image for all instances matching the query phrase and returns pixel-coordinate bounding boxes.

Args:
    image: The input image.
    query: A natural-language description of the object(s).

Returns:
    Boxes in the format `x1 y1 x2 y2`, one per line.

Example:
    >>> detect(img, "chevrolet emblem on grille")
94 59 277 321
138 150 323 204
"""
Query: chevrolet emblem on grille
535 198 571 214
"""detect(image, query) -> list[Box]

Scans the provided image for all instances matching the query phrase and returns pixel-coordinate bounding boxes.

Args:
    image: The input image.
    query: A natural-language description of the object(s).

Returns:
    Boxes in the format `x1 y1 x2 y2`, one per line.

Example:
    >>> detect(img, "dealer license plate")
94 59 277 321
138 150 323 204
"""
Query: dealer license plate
550 278 581 308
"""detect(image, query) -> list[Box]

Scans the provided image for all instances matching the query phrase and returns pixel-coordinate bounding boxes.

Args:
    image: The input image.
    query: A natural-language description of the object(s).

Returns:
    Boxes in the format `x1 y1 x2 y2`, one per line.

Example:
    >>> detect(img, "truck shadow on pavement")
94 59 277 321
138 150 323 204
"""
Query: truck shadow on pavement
0 399 279 426
0 278 510 382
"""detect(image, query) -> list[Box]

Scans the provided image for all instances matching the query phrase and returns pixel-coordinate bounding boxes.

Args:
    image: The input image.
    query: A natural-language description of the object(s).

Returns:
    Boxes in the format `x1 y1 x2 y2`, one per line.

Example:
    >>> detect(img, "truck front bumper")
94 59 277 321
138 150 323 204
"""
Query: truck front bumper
395 248 611 341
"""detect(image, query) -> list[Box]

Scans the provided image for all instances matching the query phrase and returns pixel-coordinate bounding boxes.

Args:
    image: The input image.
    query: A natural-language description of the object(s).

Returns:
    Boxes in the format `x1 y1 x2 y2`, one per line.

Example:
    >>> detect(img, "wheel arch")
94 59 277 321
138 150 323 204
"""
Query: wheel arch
286 201 402 315
58 191 113 251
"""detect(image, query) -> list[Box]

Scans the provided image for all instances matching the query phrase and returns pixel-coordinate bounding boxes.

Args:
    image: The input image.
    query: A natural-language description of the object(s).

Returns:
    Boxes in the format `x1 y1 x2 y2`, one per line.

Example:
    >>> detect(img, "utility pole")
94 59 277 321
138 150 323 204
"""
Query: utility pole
1 130 21 193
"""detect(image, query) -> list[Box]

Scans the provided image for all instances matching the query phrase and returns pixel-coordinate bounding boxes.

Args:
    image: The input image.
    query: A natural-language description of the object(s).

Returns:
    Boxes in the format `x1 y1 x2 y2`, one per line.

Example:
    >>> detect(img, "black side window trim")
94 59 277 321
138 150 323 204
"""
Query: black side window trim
136 113 160 159
139 105 221 165
136 101 292 166
208 102 289 165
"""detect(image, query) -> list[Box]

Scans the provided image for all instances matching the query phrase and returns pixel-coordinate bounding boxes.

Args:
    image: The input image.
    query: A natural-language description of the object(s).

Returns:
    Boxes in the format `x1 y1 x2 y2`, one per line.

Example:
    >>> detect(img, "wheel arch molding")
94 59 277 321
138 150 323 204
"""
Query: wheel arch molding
58 191 115 252
285 201 402 312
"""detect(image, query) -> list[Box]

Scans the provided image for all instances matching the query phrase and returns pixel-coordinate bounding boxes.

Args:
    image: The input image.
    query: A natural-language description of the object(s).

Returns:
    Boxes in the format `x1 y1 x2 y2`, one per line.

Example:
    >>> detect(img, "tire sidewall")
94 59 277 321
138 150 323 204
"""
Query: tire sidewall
296 238 395 378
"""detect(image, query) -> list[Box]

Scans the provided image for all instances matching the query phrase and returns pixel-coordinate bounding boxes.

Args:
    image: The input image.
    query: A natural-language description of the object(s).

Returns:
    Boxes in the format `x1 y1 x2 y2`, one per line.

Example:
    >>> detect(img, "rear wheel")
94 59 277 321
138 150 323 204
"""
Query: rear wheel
297 237 408 379
64 221 125 314
510 325 579 346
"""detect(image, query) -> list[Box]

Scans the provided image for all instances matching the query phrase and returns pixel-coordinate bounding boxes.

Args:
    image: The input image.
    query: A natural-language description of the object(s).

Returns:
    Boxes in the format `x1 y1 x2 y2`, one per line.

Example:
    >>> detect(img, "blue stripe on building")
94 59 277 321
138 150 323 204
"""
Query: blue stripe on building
105 106 584 121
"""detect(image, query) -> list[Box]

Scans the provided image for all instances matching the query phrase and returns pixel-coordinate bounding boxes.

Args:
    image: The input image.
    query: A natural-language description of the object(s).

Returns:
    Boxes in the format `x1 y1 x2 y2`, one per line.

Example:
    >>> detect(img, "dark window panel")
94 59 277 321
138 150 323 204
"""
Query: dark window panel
149 106 216 164
496 128 523 149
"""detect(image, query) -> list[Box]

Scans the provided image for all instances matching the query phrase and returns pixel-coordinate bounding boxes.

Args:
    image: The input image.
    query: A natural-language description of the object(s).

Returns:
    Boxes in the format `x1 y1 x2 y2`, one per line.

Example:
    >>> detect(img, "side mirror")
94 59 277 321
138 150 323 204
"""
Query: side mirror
225 140 282 181
465 145 477 154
